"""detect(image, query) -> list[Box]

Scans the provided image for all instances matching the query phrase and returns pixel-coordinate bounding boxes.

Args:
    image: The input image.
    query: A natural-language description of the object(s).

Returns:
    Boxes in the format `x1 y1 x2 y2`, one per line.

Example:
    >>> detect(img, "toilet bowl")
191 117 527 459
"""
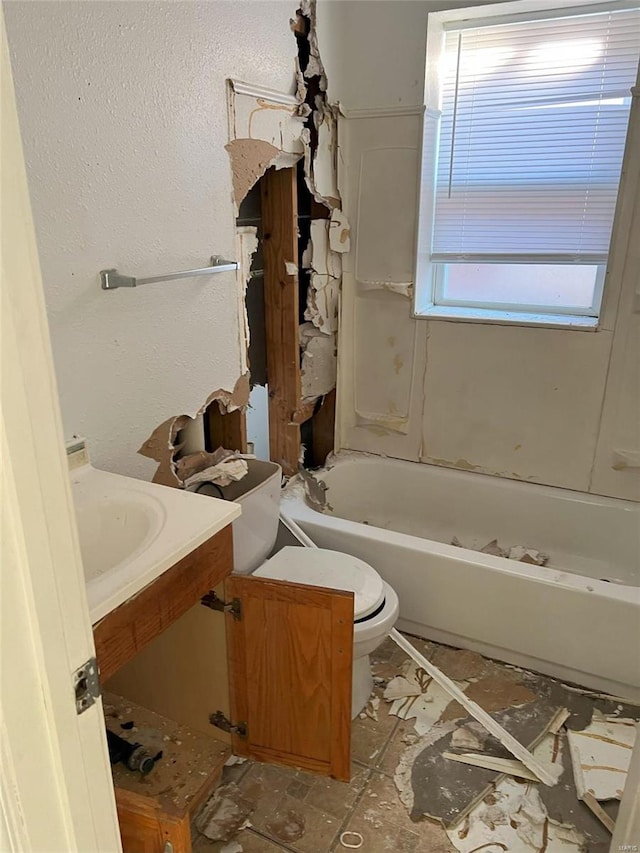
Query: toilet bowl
198 460 399 717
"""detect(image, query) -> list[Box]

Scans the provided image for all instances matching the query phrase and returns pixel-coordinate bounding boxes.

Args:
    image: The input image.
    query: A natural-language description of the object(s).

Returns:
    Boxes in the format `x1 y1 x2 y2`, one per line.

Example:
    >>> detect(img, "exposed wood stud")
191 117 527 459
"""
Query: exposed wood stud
205 405 247 453
261 166 301 476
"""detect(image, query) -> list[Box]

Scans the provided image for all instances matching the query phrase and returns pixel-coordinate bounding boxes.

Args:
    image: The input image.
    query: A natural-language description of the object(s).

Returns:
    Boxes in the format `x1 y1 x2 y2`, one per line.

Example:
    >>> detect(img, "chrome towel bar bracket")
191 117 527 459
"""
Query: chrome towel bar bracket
100 255 238 290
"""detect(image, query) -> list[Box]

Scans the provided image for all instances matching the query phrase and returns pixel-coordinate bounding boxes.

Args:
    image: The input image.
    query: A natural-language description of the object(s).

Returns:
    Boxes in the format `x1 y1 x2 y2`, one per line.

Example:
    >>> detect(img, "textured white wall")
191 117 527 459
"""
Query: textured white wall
5 0 297 479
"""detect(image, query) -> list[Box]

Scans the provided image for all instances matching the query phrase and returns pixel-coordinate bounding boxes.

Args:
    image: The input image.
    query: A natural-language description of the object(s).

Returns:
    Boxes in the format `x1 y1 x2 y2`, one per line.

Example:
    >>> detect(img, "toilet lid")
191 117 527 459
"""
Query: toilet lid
254 546 385 620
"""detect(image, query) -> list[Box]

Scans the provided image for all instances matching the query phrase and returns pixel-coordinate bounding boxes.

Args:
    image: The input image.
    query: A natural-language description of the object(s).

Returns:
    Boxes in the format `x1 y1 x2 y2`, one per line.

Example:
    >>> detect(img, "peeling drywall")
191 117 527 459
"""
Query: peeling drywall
300 323 336 399
204 373 251 415
304 219 341 334
329 208 351 253
235 226 259 376
138 415 191 488
221 1 348 458
139 374 251 487
226 139 282 208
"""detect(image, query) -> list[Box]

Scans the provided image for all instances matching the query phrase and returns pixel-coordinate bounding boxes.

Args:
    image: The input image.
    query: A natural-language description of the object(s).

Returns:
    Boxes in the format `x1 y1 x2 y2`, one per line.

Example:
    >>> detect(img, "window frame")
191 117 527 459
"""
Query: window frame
413 0 637 330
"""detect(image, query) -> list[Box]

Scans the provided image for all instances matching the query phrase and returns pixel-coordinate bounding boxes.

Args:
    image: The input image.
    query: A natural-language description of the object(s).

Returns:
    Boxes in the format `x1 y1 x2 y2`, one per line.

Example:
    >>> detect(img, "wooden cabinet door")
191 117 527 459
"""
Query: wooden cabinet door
225 575 353 781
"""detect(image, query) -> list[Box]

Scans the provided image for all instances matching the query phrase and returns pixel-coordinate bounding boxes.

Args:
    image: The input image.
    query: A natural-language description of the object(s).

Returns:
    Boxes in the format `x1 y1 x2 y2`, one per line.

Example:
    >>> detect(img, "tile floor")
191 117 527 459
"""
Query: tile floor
192 635 637 853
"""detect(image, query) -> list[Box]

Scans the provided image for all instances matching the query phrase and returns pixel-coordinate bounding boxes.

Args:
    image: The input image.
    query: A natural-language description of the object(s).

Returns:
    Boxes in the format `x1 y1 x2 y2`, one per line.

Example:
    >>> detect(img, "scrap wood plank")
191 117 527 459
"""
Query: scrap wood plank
442 751 541 782
389 629 561 786
581 792 615 834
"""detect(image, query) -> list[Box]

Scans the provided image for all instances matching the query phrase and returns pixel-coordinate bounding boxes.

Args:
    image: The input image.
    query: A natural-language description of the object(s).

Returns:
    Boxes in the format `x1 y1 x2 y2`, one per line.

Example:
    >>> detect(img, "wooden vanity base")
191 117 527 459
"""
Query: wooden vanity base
94 525 233 683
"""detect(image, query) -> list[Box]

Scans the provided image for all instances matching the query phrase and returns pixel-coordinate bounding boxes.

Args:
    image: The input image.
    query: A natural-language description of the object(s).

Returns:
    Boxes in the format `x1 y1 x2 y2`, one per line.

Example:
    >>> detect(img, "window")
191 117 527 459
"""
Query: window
415 0 640 327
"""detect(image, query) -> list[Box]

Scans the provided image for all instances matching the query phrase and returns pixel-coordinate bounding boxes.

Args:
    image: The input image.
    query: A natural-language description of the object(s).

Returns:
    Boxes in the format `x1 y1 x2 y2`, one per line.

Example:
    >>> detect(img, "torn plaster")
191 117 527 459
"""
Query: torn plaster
225 78 309 208
227 79 306 154
204 373 251 415
139 374 251 486
304 219 341 334
235 226 259 376
298 0 327 86
312 104 341 206
329 208 351 253
306 275 340 334
138 414 191 488
300 323 337 399
309 218 341 278
226 139 294 208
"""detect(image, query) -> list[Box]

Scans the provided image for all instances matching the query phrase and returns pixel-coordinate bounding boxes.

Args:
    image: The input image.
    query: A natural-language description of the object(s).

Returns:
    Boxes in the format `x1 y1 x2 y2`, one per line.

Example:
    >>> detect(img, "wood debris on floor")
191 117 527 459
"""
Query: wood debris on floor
191 635 640 853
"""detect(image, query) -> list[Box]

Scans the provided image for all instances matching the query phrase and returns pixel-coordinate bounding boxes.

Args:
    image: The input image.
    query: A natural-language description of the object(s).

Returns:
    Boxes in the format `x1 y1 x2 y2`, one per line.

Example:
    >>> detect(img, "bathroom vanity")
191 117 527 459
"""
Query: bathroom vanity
93 522 353 852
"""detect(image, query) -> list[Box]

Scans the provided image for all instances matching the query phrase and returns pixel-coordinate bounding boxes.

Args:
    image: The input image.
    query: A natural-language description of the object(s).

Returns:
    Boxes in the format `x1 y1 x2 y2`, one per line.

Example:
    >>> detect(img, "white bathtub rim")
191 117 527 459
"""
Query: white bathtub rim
281 492 639 604
319 449 639 513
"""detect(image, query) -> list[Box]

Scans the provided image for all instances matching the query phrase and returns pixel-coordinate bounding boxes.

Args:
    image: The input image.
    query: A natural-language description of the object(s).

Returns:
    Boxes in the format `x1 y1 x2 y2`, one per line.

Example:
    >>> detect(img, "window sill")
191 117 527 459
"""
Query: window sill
414 304 599 331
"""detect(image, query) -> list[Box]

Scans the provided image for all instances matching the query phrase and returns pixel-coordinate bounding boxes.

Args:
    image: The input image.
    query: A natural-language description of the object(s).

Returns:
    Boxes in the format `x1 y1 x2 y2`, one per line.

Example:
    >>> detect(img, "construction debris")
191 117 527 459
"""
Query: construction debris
581 791 616 833
300 323 337 400
377 637 634 850
567 713 636 799
362 695 380 722
394 701 567 828
446 776 585 853
195 782 255 842
389 630 560 786
176 447 250 489
384 660 465 736
442 751 544 782
451 536 549 566
451 723 489 752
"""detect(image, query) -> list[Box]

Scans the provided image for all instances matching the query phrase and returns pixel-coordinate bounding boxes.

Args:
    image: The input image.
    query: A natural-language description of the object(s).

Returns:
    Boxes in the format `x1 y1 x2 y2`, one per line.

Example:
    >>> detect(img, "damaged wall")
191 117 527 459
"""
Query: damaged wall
319 0 640 500
4 1 298 479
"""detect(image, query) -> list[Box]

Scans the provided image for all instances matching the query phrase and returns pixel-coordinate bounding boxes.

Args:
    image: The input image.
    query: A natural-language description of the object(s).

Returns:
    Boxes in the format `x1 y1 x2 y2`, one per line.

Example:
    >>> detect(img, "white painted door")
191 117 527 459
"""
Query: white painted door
1 14 122 852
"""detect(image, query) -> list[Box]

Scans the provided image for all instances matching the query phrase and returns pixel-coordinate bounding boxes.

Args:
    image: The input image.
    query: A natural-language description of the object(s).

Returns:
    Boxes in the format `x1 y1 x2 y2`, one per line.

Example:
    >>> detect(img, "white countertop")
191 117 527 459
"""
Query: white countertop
71 464 240 624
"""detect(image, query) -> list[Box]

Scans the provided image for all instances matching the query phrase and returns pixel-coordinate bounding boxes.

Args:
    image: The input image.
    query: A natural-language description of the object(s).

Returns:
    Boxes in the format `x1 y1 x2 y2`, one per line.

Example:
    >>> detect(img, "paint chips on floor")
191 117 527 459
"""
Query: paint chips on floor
384 660 468 736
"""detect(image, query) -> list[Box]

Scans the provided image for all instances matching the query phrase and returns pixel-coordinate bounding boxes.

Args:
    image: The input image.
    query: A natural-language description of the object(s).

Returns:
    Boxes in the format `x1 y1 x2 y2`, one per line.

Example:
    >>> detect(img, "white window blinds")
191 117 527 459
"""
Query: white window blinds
432 6 640 262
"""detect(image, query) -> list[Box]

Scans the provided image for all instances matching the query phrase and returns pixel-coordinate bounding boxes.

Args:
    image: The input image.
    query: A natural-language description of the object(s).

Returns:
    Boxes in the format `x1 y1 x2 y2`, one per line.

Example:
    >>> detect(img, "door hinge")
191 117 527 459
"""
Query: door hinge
73 657 100 715
210 711 248 738
201 591 242 620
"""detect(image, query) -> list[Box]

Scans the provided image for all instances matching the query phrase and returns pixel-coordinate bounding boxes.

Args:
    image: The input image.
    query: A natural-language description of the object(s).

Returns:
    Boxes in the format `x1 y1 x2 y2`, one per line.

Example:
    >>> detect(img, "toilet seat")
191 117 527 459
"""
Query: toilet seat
254 546 386 620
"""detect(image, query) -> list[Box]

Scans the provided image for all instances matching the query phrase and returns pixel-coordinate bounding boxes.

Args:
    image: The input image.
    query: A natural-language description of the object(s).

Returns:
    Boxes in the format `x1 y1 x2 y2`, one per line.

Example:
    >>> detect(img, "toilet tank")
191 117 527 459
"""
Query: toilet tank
216 460 282 574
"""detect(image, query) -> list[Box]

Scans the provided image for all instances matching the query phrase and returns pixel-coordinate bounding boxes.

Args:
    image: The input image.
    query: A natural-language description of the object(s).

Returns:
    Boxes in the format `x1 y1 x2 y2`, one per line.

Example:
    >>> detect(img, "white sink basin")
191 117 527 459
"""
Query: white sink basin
71 464 241 624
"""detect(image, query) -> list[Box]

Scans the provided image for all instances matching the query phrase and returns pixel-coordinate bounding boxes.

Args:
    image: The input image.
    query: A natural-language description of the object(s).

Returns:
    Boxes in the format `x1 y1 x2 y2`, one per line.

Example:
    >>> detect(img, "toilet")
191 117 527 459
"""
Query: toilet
195 460 399 717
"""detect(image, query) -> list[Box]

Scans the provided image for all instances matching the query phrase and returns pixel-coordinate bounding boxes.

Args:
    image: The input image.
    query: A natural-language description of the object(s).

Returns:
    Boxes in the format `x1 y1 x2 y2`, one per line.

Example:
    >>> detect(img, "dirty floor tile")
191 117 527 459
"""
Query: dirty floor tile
351 686 399 768
377 717 421 777
194 633 640 853
220 757 253 786
334 770 456 853
237 763 345 853
193 828 288 852
286 762 371 821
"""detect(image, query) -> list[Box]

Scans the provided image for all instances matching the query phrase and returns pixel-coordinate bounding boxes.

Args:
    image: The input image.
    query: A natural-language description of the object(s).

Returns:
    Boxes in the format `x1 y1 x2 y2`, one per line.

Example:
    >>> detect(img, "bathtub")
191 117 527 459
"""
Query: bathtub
282 453 640 700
